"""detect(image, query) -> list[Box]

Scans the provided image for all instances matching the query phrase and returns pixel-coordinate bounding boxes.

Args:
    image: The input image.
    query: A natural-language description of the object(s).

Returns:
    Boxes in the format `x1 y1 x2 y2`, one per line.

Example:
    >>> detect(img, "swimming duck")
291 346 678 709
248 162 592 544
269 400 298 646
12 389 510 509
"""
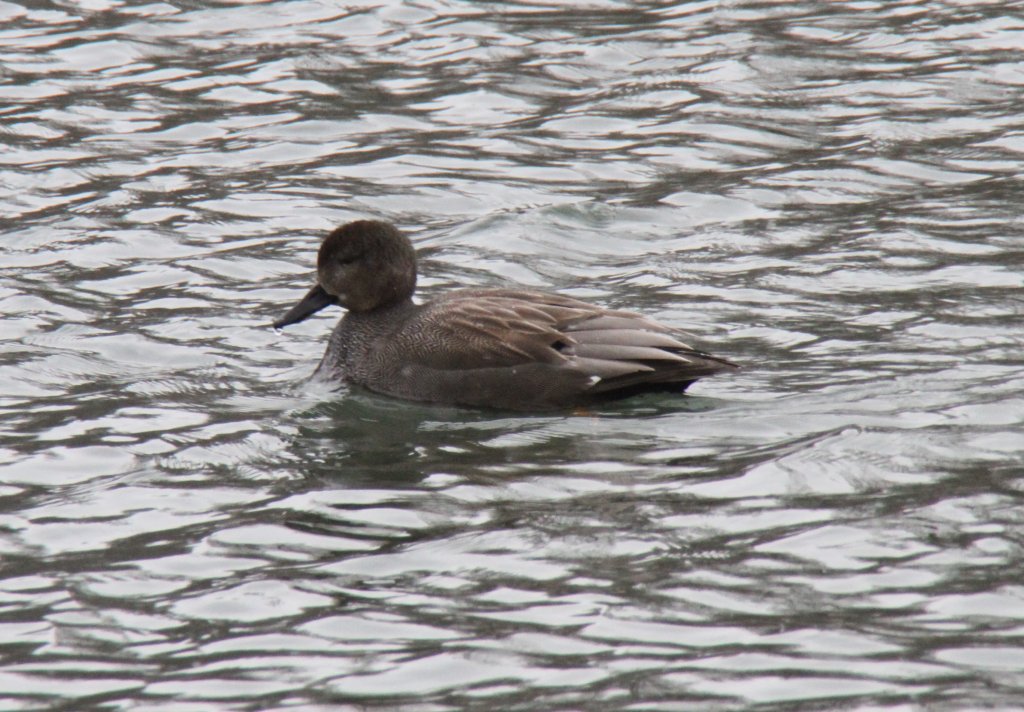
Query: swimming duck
273 220 737 410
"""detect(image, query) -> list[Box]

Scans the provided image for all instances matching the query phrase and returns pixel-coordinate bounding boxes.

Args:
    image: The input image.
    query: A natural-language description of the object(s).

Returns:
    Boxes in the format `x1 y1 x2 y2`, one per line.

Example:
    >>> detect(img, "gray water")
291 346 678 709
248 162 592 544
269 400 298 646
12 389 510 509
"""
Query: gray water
2 1 1024 709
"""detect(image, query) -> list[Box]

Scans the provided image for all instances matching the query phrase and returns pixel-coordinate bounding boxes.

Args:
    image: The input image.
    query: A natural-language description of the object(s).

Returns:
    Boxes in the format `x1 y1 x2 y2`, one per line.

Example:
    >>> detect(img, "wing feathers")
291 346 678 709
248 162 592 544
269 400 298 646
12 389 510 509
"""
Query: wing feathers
572 343 693 363
572 357 655 379
394 289 735 400
567 328 693 350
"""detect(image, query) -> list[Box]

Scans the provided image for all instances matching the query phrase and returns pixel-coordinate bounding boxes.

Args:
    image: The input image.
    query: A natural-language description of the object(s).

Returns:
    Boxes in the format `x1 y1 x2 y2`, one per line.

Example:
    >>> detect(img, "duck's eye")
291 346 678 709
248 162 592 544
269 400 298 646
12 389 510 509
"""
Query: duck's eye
336 253 362 266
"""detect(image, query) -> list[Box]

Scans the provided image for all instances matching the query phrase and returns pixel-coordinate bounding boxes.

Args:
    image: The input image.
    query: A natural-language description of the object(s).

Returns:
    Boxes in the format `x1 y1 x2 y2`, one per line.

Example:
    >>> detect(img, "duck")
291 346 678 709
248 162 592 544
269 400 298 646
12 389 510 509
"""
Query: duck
273 220 737 411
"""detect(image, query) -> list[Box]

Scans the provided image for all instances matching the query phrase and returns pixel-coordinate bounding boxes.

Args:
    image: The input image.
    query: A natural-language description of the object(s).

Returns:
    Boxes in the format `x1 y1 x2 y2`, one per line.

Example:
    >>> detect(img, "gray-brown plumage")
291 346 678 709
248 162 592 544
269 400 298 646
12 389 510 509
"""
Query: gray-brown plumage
274 220 737 410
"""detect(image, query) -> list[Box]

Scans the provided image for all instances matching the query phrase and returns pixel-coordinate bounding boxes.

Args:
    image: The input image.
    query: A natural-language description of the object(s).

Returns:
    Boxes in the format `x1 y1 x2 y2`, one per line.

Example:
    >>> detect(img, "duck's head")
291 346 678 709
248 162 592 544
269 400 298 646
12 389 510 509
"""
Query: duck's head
273 220 417 328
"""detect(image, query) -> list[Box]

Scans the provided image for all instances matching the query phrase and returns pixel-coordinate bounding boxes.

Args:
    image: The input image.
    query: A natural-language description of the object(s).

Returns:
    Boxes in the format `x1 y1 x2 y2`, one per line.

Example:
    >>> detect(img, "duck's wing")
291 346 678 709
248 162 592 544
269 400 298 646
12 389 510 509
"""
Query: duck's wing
560 312 738 395
407 291 594 369
388 289 736 408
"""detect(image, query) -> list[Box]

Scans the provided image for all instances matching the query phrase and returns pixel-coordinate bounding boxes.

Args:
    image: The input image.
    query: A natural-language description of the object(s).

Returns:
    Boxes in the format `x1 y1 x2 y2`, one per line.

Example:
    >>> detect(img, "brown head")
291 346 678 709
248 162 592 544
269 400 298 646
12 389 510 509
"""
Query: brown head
273 220 417 328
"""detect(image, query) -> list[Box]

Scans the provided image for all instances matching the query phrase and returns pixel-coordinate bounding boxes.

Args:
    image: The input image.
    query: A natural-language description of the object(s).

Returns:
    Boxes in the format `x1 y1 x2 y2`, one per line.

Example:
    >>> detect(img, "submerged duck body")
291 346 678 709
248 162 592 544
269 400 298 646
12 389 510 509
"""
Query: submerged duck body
274 220 737 411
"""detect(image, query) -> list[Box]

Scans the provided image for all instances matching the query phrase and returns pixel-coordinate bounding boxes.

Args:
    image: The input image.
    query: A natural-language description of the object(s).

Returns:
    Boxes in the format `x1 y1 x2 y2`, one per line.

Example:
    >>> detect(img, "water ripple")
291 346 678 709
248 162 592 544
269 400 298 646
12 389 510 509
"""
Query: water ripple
2 0 1024 709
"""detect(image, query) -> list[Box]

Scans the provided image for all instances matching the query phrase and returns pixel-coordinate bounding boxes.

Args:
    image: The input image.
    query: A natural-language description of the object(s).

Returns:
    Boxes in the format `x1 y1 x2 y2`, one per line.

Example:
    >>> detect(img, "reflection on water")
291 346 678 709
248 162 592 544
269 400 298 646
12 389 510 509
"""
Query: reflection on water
2 0 1024 708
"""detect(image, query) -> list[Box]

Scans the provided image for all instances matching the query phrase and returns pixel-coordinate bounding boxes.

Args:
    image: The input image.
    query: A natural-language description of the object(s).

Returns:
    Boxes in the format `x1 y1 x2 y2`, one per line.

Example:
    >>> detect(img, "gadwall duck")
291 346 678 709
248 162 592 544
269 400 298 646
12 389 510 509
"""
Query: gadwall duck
274 220 737 410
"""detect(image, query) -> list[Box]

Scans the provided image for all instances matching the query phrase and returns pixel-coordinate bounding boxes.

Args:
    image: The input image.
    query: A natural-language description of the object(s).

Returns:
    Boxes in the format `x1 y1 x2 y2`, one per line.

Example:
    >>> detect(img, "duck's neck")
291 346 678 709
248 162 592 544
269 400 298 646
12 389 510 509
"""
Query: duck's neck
347 297 417 328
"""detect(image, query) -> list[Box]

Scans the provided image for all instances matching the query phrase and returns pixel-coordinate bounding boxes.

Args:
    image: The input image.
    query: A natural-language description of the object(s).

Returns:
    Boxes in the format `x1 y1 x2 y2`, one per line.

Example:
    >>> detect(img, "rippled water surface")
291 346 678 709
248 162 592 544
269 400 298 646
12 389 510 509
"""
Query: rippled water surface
3 0 1024 708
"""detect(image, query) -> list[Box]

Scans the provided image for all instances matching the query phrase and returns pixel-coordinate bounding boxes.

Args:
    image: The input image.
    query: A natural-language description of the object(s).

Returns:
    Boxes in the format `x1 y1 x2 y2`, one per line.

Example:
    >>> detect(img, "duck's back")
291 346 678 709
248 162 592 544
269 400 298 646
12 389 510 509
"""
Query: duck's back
319 287 736 411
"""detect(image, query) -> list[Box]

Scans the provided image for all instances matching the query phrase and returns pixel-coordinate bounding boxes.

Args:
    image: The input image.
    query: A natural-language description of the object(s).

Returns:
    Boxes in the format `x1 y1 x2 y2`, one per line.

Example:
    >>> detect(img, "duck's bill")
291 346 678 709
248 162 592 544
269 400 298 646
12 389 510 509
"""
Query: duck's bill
273 284 339 328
